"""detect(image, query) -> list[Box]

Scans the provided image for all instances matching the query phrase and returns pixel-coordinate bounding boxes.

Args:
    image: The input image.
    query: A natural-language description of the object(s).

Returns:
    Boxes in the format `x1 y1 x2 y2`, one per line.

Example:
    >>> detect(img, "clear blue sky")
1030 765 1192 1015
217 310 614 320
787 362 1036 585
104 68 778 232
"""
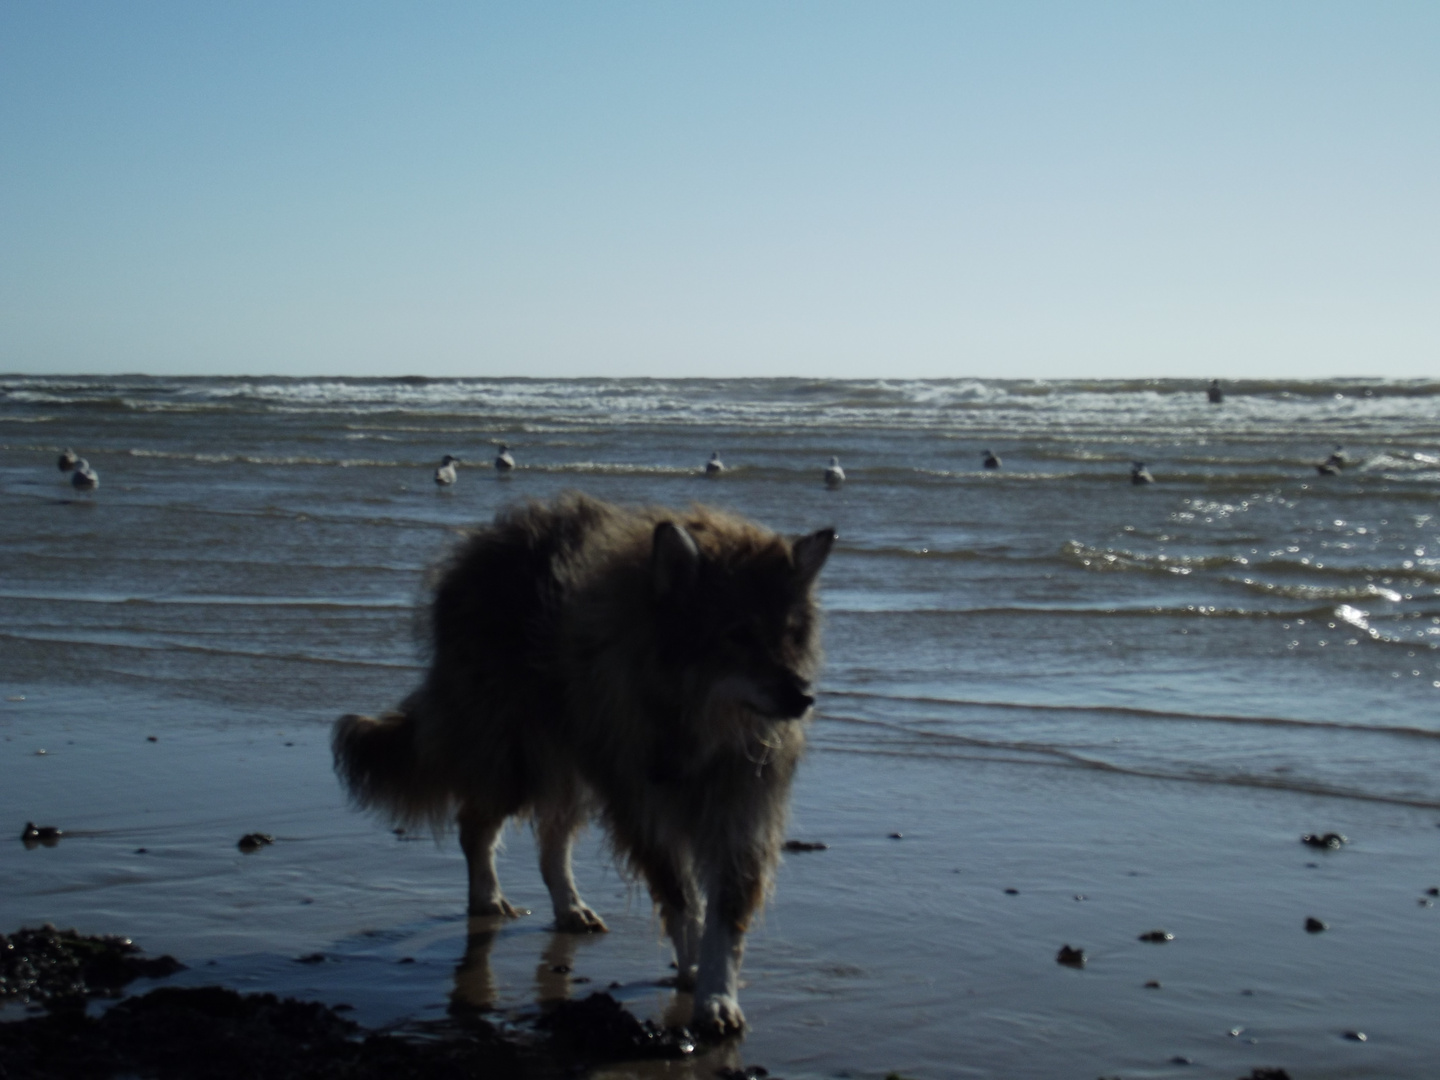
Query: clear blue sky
2 2 1436 379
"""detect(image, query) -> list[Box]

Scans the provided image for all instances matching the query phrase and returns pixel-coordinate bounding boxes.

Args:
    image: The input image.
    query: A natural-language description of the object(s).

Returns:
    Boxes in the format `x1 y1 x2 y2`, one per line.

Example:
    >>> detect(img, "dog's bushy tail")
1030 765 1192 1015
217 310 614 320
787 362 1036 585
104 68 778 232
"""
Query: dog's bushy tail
332 703 451 829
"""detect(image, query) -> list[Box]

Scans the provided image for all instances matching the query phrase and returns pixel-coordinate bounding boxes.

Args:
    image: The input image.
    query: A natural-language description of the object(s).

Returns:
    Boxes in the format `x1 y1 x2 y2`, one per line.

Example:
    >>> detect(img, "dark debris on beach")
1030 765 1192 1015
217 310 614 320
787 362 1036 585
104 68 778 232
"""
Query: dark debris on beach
0 985 712 1080
782 839 828 852
0 924 184 1008
0 926 712 1080
0 986 539 1080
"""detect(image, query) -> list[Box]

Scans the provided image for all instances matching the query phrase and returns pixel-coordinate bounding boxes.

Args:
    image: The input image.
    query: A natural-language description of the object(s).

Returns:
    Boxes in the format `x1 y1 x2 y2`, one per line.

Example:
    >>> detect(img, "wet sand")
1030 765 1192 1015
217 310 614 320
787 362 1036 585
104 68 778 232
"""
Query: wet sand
4 684 1438 1078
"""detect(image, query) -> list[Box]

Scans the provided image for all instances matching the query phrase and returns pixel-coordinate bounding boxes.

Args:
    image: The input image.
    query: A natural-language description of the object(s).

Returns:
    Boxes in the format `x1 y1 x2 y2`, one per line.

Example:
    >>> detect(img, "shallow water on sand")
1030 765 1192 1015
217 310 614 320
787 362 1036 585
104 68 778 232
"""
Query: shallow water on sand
3 376 1440 1076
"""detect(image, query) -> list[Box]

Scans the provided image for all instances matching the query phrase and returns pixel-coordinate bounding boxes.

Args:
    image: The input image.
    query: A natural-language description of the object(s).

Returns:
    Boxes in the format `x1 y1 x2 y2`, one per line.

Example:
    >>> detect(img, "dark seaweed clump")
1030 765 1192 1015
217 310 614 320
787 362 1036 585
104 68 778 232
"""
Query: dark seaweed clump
0 924 184 1007
0 927 703 1080
536 991 696 1059
0 986 535 1080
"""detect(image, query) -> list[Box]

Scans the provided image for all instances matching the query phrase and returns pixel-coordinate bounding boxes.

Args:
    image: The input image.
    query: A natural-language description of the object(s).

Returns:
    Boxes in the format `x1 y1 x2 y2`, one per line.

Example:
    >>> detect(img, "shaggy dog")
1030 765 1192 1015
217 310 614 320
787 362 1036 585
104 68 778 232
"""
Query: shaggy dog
333 493 834 1035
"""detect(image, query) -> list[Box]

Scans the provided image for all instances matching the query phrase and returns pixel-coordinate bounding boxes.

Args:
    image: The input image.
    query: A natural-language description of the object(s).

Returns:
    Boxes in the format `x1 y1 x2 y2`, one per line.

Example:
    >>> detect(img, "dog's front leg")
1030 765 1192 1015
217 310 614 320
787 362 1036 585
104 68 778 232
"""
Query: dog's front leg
667 902 704 990
692 866 759 1036
693 896 747 1036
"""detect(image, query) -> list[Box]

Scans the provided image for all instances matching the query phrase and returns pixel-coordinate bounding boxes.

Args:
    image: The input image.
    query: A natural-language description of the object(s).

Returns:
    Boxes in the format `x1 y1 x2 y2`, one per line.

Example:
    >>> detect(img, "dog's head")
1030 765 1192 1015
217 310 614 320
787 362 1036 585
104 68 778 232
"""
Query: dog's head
651 517 835 722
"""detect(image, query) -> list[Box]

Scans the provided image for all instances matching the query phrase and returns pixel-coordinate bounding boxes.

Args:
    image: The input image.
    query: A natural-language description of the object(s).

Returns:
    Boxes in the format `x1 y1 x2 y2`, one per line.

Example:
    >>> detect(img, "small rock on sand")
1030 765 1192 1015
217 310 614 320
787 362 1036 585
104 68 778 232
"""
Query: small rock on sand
1300 832 1347 849
1055 944 1085 968
1138 930 1174 943
237 833 274 853
783 839 828 852
1304 917 1328 933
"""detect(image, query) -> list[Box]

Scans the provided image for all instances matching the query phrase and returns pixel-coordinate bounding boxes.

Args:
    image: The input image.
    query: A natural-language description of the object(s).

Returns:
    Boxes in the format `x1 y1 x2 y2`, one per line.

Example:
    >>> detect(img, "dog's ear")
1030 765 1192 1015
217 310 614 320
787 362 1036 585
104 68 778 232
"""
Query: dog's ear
792 527 836 586
652 521 700 599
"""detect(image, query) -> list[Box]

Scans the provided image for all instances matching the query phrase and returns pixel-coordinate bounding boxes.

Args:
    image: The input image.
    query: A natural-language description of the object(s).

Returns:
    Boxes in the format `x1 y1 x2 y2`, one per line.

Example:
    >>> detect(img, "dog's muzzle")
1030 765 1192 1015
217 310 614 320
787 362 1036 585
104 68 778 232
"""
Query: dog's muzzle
770 678 815 720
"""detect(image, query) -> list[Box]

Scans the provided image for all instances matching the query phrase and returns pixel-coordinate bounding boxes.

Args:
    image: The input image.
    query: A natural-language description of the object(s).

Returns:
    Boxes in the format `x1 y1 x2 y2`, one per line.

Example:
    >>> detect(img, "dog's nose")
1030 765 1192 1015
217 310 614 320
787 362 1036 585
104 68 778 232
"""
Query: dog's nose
773 679 814 719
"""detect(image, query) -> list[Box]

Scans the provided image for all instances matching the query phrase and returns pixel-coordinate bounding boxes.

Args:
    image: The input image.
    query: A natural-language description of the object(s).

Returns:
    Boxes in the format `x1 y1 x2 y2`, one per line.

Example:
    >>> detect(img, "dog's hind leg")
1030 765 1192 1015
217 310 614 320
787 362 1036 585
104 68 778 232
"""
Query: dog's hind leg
458 804 526 918
537 801 608 933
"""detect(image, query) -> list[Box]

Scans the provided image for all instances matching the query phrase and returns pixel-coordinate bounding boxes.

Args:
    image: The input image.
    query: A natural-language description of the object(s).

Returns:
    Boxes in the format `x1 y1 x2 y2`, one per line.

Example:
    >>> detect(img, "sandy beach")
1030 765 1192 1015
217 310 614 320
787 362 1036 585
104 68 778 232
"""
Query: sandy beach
6 682 1438 1078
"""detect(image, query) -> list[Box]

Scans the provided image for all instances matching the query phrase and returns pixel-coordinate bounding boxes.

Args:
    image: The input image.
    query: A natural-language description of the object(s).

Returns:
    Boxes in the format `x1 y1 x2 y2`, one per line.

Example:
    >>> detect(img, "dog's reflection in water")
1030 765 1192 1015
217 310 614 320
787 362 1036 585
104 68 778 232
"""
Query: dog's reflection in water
535 929 584 1002
450 916 506 1011
451 915 596 1009
449 917 746 1077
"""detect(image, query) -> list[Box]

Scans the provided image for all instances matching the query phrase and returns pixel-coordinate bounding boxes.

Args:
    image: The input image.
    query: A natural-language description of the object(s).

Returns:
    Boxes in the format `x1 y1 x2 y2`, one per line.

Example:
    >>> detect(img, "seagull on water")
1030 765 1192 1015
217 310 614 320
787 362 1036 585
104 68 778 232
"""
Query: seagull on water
982 449 1001 470
494 445 515 472
58 448 79 473
824 456 845 488
705 452 724 476
1130 461 1154 486
434 455 459 485
71 459 99 493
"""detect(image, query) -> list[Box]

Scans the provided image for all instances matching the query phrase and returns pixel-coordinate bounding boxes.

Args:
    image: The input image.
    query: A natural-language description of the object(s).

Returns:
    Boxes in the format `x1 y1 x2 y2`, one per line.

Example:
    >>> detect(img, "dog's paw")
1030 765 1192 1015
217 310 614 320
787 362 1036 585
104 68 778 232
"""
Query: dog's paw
468 896 528 918
692 994 745 1038
553 905 609 933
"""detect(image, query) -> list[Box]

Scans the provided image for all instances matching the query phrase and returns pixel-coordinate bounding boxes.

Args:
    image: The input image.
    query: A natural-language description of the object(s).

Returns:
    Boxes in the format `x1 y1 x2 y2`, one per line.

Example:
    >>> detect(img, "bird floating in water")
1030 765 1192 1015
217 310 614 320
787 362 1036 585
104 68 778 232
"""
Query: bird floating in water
982 449 1001 470
70 460 99 492
494 445 515 472
705 451 724 476
1315 446 1347 476
434 454 459 485
58 448 79 473
1130 461 1154 485
21 822 63 848
1207 379 1224 405
824 456 845 488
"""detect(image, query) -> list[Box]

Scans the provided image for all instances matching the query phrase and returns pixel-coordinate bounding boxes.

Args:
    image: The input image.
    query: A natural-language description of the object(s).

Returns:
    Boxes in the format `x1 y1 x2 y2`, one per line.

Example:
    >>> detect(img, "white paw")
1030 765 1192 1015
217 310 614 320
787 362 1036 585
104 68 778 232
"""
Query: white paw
693 993 745 1037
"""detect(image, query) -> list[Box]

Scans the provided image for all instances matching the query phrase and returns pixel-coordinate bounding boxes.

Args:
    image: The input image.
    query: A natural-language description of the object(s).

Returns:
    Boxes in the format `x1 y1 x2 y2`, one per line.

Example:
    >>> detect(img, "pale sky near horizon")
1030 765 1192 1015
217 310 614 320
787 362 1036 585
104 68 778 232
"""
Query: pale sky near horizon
2 2 1436 380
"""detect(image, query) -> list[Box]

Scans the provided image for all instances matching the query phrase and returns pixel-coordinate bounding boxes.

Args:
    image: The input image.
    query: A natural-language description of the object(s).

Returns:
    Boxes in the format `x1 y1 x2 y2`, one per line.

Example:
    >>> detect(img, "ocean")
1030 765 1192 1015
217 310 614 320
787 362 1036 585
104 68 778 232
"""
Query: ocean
3 375 1439 1077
